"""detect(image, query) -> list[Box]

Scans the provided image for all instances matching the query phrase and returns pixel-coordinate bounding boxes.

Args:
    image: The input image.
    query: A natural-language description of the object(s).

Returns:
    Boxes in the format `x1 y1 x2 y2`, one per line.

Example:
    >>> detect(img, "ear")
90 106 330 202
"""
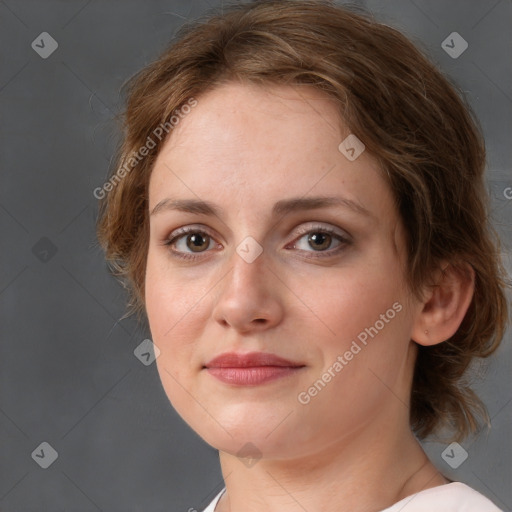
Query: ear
411 261 475 346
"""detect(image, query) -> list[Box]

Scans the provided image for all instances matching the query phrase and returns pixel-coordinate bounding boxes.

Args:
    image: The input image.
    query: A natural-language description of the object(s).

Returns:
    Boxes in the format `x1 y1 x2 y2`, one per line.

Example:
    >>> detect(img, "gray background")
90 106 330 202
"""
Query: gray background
0 0 510 511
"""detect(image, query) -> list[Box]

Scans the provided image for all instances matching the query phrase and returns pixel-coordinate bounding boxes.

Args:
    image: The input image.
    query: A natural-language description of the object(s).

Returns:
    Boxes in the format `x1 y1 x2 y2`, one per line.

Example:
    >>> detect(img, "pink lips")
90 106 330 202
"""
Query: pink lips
204 352 305 386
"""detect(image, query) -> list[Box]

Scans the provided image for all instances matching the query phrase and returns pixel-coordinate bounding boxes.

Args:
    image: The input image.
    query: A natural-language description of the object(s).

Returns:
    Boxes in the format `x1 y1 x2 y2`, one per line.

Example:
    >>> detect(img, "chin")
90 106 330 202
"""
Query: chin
190 414 294 457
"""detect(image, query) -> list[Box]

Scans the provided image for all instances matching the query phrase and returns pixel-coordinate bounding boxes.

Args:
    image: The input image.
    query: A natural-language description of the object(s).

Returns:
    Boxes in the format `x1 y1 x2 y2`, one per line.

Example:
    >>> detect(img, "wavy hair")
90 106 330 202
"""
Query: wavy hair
96 0 509 441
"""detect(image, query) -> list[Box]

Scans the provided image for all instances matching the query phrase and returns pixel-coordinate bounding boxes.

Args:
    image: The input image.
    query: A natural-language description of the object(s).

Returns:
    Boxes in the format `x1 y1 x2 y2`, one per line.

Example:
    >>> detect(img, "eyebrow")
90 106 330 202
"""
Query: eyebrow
150 196 373 219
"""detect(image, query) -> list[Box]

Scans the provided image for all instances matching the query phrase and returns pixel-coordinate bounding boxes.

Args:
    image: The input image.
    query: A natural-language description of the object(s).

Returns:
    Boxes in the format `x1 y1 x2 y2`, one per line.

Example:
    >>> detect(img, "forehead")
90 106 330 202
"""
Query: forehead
159 83 342 165
148 81 393 220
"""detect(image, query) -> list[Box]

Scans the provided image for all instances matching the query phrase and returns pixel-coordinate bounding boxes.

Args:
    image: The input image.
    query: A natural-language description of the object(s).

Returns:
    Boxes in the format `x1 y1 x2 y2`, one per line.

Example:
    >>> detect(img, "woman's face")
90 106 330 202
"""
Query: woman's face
145 82 418 459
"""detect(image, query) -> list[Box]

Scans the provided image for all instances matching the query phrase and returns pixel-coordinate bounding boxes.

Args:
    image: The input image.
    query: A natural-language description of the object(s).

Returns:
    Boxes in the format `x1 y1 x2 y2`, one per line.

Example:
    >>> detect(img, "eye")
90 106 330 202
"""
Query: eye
297 231 338 251
164 226 219 259
162 223 350 261
287 225 350 257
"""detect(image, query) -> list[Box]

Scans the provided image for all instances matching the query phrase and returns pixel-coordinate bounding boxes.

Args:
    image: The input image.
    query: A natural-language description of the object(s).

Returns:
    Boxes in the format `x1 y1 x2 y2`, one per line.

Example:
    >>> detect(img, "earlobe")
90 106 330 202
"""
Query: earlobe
411 262 475 347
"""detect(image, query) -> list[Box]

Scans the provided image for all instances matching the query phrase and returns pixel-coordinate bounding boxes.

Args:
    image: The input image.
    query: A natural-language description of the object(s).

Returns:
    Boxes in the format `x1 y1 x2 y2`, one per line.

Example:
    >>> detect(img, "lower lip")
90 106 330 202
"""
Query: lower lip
205 366 303 386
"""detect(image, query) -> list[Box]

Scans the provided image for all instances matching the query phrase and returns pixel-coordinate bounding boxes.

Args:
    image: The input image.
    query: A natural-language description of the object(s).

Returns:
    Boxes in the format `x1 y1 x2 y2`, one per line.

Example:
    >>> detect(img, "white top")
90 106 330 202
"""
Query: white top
201 483 503 511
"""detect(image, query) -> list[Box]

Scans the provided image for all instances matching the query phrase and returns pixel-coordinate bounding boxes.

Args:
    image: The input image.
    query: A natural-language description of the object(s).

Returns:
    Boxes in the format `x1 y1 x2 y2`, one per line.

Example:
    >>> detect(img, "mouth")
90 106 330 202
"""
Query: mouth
203 351 306 386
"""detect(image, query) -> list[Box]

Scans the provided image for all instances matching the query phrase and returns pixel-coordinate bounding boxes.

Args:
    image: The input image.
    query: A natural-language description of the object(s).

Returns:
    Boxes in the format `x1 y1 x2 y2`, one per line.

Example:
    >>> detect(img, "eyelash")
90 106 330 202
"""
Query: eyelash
162 224 351 261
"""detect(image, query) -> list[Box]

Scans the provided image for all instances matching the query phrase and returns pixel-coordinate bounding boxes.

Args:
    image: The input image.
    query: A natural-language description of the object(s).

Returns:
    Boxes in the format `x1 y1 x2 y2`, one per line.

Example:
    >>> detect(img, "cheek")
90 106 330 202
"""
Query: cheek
302 254 411 393
144 257 206 387
145 260 208 415
145 252 204 338
303 260 404 340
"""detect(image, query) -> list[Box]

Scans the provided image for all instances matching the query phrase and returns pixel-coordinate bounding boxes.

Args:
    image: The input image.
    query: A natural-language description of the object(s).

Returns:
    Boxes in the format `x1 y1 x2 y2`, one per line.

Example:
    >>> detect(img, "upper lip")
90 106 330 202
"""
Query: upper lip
204 352 304 368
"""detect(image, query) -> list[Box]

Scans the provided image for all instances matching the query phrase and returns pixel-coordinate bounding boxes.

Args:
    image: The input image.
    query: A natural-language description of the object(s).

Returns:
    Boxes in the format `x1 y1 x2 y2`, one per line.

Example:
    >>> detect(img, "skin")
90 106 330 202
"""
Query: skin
144 82 474 512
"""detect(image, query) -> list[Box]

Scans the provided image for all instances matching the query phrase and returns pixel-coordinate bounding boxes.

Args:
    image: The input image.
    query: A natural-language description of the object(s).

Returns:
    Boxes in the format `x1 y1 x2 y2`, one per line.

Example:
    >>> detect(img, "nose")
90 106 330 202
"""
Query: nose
211 247 285 334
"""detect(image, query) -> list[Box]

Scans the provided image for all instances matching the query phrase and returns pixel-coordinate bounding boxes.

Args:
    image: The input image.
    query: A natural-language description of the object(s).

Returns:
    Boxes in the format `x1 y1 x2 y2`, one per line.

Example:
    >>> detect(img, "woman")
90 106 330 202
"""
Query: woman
97 1 509 510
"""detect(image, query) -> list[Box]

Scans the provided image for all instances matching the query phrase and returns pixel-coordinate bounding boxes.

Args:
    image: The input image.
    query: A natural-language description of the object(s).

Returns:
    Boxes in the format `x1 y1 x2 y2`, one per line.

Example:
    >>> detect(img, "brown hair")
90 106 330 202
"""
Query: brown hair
96 0 509 441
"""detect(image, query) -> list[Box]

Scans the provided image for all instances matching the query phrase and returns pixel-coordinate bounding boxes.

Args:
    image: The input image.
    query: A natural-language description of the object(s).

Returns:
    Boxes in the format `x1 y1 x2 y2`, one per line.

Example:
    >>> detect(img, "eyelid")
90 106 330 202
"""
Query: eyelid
289 222 352 243
165 224 217 241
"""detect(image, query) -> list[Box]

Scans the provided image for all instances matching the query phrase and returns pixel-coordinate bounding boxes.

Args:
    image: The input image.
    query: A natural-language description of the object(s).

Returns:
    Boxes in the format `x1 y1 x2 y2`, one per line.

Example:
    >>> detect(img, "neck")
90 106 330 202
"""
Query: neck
215 419 447 512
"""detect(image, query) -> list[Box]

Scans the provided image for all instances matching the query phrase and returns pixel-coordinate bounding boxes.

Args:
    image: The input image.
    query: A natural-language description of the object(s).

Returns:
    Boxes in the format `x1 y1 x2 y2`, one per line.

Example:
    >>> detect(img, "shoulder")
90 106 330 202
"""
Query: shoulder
382 482 503 512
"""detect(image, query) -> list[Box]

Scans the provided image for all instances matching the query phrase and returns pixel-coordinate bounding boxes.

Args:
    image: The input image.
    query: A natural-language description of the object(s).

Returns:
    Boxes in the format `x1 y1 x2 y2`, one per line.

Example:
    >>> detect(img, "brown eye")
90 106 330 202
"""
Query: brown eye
289 226 349 258
165 228 217 257
307 232 332 251
186 233 211 252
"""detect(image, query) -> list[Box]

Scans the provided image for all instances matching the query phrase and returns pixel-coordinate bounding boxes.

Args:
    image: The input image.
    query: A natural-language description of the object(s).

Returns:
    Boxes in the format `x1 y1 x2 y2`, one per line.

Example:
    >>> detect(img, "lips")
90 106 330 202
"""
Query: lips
204 352 304 369
204 352 305 386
